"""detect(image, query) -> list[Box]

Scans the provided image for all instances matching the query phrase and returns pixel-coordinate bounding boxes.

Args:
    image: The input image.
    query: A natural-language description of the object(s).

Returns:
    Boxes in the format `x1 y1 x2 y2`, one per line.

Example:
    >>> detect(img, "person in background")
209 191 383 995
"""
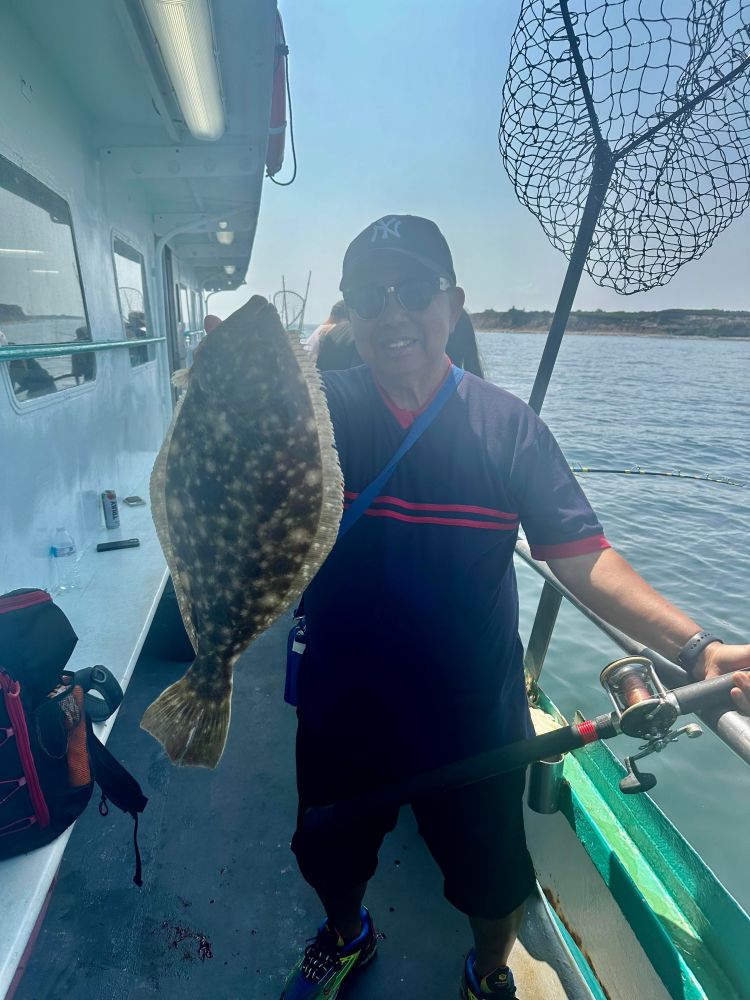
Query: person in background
305 300 348 364
179 314 222 373
279 214 750 1000
315 320 362 372
447 309 484 377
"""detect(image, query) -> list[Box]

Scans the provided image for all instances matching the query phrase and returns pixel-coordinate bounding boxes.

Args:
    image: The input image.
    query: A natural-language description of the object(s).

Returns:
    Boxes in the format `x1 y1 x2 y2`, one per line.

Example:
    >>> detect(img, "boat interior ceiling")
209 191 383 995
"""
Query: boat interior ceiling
7 0 278 292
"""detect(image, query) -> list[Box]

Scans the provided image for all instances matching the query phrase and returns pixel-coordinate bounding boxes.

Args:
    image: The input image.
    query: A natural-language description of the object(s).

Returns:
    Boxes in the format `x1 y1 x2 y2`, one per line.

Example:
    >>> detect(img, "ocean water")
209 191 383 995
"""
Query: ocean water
478 331 750 912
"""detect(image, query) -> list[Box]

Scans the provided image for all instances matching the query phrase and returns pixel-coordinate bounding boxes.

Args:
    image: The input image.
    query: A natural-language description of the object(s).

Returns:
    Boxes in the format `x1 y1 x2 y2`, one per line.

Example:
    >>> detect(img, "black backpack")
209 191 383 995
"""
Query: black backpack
0 589 147 884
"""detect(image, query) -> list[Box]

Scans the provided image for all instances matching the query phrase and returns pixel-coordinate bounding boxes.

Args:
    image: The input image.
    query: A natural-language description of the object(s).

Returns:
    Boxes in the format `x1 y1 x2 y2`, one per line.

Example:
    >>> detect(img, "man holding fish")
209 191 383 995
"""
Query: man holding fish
278 216 750 1000
142 212 749 999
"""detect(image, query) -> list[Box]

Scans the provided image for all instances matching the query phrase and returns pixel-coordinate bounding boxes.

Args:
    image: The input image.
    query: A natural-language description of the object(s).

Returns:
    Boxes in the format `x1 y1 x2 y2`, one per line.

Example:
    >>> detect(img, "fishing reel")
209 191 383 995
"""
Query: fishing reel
600 656 702 794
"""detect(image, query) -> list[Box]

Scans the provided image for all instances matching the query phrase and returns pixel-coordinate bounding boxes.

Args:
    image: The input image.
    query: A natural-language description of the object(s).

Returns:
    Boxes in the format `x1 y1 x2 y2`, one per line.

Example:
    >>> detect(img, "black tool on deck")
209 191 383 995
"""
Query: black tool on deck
96 538 140 552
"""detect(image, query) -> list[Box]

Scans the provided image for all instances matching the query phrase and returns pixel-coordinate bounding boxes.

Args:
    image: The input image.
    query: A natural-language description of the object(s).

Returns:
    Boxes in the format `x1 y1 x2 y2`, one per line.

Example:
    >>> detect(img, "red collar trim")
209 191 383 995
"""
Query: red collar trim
375 357 452 429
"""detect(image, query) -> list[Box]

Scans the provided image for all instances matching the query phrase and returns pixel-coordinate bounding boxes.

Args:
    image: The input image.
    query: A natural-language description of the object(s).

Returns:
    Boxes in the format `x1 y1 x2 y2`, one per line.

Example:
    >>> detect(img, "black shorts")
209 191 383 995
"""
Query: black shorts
291 724 536 920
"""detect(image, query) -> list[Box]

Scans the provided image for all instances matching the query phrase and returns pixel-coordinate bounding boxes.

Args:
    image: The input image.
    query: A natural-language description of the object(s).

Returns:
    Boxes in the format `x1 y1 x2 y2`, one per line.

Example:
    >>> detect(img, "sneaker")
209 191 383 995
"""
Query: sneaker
460 948 517 998
280 906 377 999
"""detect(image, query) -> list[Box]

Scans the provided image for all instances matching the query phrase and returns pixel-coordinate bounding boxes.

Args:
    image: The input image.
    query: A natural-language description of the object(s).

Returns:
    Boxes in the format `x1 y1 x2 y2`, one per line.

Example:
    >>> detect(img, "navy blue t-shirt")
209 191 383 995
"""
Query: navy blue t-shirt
300 365 608 776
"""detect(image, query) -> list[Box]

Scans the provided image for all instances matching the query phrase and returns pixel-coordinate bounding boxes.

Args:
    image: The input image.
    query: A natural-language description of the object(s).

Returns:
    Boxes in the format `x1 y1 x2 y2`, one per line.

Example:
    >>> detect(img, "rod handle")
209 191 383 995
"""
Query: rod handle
672 669 749 715
303 715 617 832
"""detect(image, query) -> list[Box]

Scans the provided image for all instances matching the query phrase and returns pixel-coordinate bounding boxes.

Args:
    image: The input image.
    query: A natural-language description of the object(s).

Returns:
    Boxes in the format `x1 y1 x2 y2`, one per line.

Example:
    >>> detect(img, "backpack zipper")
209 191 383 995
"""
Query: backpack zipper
0 671 50 829
0 591 51 614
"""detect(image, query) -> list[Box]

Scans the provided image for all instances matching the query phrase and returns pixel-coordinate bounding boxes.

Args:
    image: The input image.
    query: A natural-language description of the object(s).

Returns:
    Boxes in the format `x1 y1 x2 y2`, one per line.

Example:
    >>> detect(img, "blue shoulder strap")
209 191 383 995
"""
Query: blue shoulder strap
337 365 465 540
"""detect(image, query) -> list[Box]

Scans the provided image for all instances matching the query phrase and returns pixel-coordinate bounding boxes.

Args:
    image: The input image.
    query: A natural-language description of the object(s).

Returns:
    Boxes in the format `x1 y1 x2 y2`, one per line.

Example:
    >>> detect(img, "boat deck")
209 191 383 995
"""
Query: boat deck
14 610 591 999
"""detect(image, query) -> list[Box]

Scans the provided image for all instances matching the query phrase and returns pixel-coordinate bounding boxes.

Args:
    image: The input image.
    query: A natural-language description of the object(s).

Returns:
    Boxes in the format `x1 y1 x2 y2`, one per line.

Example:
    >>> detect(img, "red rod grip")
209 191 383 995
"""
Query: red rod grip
576 719 600 745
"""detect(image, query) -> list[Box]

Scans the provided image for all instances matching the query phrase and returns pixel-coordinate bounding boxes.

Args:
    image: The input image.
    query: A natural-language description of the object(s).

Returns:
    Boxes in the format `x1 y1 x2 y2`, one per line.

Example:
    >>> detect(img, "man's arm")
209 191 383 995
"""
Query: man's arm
547 547 750 714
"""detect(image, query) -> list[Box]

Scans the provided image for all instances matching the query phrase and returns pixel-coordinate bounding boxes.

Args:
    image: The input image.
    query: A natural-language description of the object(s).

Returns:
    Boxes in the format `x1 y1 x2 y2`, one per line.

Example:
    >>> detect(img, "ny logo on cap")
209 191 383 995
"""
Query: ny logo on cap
371 217 402 242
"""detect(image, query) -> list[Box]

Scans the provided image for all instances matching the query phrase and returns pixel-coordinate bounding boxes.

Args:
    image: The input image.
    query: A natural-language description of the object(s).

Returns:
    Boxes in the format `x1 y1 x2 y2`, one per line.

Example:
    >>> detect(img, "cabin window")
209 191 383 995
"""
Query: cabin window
113 239 153 366
192 289 202 327
178 283 191 331
0 153 94 401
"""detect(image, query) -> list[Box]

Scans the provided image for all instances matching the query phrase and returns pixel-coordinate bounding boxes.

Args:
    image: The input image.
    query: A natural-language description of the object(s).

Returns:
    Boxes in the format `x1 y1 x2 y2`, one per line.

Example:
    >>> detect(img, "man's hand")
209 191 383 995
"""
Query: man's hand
700 643 750 714
547 547 750 716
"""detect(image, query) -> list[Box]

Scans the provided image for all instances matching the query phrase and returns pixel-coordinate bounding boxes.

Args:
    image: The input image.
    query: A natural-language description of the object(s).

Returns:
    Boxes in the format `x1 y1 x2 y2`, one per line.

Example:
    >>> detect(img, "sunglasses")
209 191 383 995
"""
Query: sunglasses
342 275 452 320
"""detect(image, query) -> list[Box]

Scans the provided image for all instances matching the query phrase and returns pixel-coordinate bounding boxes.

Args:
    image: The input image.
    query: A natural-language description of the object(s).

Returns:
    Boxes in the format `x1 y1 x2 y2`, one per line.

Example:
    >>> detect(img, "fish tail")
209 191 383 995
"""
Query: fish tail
171 368 191 390
140 662 232 768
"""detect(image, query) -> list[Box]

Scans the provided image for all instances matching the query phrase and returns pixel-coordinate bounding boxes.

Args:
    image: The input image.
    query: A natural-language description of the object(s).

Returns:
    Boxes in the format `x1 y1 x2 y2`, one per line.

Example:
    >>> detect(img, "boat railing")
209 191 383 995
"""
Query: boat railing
0 338 166 362
516 538 750 767
183 328 204 349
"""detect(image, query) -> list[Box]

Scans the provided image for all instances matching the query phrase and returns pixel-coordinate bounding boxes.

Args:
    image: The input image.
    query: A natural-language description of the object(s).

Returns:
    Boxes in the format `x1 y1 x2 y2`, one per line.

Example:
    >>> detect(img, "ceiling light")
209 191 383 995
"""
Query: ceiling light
223 264 236 275
215 230 235 245
142 0 225 141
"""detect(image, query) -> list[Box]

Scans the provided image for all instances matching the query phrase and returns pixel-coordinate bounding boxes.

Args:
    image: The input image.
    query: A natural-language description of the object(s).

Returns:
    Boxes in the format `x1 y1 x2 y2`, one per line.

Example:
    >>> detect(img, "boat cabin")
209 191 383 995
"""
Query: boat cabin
0 1 278 995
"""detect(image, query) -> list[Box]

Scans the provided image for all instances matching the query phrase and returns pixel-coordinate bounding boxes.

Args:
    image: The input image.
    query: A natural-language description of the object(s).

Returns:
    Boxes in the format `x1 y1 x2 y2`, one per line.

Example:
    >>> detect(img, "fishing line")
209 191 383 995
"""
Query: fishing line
569 464 744 487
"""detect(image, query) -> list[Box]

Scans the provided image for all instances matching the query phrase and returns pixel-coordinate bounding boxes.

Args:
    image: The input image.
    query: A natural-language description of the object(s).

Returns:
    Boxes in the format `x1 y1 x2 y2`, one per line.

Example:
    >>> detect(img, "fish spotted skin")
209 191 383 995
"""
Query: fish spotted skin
142 296 343 767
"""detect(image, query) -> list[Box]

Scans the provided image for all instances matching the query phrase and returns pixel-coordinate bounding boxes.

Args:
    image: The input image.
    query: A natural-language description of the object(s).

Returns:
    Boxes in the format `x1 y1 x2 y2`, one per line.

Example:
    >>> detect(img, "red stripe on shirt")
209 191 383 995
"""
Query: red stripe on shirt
530 535 611 560
362 509 519 530
343 491 518 521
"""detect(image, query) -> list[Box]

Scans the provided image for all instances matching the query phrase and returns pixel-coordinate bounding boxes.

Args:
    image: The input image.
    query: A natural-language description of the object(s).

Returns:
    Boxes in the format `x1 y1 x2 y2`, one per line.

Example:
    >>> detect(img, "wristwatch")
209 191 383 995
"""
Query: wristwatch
675 631 724 673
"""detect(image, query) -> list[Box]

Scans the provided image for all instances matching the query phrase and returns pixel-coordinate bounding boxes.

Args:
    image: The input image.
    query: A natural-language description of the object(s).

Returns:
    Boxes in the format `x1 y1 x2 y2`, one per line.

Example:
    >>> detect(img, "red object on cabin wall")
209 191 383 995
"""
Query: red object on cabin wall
266 13 287 178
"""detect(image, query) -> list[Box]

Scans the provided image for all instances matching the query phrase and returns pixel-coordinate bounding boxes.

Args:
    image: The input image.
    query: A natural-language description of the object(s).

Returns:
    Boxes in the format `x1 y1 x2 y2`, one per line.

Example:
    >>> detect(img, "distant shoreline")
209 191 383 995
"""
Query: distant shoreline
470 307 750 340
475 327 750 341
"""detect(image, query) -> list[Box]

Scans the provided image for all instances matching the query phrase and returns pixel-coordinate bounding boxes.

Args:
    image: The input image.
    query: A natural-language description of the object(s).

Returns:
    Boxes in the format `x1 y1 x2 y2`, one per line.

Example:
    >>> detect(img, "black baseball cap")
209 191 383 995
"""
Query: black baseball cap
340 215 456 288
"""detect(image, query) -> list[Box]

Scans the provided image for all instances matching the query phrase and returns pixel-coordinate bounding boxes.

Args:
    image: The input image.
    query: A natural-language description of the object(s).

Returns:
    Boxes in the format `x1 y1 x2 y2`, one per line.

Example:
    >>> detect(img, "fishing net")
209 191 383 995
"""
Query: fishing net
273 289 306 331
500 0 750 293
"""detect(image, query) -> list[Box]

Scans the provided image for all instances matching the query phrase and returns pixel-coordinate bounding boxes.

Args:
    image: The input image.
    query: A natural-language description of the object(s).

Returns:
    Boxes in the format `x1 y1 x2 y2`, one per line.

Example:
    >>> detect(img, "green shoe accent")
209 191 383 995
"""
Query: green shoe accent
280 907 377 1000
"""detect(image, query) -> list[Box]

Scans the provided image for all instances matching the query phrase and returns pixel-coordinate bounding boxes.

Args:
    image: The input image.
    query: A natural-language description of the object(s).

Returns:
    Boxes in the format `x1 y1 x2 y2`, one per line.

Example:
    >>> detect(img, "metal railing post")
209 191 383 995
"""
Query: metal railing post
523 581 563 690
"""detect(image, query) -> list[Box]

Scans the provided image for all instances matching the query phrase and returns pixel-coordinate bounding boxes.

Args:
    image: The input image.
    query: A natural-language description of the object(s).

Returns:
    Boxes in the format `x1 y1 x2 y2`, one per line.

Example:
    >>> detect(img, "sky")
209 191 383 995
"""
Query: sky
208 0 750 325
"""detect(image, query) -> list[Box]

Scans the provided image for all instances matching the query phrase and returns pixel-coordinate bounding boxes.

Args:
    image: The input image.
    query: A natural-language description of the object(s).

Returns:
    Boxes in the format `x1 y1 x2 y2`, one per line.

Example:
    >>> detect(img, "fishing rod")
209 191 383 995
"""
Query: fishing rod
569 464 744 488
303 656 749 831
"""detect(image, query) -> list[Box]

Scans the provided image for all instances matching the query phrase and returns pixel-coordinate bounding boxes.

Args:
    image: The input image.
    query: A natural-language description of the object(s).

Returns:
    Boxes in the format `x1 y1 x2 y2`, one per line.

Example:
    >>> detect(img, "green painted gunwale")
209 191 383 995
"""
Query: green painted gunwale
535 687 750 999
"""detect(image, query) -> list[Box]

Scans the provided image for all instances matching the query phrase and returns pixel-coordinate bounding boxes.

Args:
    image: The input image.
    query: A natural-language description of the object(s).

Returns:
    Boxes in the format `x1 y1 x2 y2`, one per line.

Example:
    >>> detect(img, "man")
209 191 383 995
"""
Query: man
280 215 750 1000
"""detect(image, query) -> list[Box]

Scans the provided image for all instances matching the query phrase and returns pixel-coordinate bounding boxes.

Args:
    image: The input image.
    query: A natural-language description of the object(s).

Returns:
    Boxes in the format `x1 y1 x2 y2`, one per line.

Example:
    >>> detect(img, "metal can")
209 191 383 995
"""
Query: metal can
101 490 120 529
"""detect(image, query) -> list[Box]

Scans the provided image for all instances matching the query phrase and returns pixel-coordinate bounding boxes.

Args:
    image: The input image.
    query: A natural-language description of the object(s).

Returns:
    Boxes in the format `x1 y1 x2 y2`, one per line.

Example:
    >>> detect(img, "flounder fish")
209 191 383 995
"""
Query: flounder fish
142 295 343 767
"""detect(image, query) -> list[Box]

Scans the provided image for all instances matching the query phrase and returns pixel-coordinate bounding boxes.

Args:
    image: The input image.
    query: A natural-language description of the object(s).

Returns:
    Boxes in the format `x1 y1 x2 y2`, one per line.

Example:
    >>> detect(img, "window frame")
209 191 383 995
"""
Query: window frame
111 233 155 370
0 151 95 409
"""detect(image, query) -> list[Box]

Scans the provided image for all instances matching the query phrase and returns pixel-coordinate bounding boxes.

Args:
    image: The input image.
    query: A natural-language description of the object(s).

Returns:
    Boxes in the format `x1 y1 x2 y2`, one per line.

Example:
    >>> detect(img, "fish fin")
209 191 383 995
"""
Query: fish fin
140 666 231 768
279 328 344 604
171 368 191 389
150 395 199 653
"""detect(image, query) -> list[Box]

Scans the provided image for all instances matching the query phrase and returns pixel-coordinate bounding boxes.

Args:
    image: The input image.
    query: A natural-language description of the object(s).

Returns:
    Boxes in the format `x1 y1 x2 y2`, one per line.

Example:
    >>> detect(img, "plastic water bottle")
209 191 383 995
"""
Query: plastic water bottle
50 527 81 592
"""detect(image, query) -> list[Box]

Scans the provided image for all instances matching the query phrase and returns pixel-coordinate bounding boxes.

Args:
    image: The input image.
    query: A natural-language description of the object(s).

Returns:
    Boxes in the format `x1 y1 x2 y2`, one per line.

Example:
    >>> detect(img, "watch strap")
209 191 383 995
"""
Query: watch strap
676 631 724 671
